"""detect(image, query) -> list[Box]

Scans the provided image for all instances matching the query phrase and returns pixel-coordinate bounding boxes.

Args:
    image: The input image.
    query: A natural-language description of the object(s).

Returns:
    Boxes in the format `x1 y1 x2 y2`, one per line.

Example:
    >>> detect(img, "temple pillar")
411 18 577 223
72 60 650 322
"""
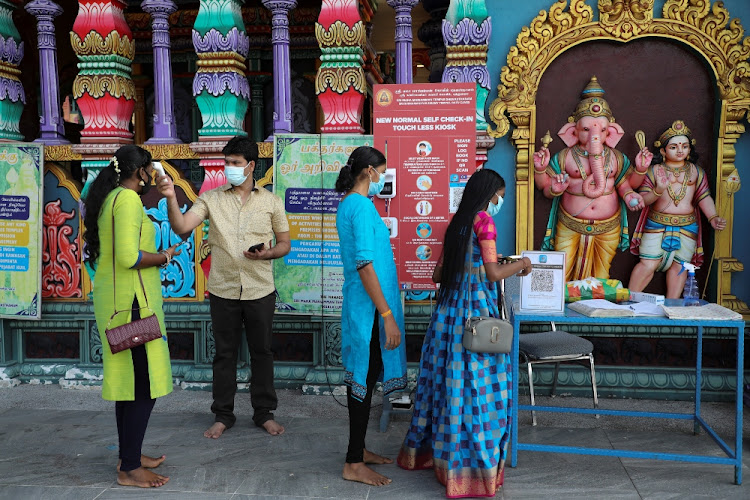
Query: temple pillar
442 0 493 167
387 0 419 84
70 0 135 144
262 0 297 136
249 74 272 143
26 0 67 144
191 0 250 193
418 0 449 83
315 0 365 134
142 0 180 144
0 0 25 142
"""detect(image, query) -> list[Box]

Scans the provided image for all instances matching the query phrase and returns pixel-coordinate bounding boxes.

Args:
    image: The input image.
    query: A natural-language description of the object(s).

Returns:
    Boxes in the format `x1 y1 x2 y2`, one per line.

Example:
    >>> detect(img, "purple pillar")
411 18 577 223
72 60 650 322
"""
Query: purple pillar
387 0 419 84
26 0 68 144
262 0 297 135
142 0 180 144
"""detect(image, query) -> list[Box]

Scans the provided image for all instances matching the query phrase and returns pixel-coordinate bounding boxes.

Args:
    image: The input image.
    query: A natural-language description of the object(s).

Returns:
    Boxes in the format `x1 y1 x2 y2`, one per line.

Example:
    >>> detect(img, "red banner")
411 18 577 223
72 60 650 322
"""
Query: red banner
372 83 476 290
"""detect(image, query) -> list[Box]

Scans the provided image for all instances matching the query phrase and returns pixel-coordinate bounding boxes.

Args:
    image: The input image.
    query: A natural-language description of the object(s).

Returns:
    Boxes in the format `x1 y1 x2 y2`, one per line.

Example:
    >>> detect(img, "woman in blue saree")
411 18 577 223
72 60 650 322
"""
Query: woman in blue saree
398 169 532 498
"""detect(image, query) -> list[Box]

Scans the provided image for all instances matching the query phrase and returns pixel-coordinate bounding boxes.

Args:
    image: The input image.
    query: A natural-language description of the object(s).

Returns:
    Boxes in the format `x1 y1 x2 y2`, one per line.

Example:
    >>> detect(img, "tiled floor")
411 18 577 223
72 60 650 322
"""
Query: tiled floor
0 385 747 499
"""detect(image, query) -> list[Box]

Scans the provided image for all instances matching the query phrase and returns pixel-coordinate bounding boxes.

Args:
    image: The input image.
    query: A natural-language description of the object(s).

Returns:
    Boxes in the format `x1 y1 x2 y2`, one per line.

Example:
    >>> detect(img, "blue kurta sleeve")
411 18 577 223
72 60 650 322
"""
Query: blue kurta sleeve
353 197 376 270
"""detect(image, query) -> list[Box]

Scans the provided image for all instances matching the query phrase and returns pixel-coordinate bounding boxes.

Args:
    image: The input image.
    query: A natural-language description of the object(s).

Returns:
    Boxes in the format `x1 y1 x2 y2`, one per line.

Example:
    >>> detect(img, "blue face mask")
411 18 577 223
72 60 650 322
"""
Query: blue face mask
368 168 386 196
487 194 503 217
225 162 250 186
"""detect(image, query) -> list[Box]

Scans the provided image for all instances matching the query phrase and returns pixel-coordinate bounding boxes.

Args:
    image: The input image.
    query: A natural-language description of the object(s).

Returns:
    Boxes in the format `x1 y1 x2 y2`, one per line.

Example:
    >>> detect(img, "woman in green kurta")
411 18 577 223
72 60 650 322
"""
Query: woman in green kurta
84 145 180 488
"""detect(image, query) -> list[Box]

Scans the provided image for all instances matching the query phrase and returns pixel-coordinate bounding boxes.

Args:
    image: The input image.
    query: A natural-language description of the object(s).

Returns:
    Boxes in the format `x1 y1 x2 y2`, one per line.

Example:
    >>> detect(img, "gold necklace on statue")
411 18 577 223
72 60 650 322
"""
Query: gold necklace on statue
664 164 688 181
571 145 611 181
666 163 691 206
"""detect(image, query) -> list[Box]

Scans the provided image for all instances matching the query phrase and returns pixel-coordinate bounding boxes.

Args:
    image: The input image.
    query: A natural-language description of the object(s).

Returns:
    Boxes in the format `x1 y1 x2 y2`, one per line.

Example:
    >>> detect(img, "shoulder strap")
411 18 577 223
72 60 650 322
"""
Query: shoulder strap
111 189 150 314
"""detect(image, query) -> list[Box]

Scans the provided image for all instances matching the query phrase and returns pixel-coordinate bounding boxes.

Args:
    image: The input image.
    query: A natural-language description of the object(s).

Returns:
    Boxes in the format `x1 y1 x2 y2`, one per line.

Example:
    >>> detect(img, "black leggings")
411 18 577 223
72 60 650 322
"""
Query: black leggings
115 300 156 472
346 312 383 463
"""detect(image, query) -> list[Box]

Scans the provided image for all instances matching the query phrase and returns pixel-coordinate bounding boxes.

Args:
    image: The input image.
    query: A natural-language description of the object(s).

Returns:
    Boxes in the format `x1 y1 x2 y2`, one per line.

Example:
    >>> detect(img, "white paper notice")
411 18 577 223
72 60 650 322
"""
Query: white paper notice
519 251 566 313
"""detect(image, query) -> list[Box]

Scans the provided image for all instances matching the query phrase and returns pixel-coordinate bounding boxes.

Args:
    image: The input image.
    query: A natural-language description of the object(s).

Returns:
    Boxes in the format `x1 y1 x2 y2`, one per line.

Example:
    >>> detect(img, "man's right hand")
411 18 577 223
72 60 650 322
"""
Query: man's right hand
156 173 175 199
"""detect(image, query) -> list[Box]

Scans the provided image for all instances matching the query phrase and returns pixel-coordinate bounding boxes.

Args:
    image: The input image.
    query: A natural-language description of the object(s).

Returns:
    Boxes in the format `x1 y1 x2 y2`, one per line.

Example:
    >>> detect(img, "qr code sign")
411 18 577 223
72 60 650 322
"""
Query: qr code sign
449 186 464 214
530 270 554 292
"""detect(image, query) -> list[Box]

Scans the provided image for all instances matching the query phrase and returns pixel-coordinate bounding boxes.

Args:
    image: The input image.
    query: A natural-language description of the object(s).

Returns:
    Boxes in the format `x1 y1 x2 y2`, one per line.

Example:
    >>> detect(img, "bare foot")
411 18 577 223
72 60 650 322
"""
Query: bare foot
117 467 169 488
262 419 285 436
116 454 166 472
364 449 393 465
343 462 392 486
204 422 227 439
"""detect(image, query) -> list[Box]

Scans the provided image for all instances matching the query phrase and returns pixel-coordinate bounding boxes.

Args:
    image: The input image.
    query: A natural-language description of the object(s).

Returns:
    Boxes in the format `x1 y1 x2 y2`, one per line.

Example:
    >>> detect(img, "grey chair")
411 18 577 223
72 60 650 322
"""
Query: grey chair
501 274 598 426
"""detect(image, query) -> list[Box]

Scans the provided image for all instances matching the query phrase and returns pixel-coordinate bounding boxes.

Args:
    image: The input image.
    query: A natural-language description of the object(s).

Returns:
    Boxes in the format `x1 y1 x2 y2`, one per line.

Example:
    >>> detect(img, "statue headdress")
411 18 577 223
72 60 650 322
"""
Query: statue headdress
568 76 615 123
654 120 695 148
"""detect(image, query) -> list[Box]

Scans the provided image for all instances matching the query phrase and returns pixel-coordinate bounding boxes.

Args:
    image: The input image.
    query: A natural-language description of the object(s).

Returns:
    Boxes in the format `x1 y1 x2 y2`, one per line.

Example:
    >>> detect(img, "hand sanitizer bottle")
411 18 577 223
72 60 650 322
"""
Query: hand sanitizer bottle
680 262 700 306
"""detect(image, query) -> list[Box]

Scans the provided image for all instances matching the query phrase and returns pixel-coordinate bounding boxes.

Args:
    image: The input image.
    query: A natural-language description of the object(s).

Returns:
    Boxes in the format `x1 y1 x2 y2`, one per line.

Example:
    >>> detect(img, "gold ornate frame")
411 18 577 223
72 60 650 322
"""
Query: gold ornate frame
487 0 750 314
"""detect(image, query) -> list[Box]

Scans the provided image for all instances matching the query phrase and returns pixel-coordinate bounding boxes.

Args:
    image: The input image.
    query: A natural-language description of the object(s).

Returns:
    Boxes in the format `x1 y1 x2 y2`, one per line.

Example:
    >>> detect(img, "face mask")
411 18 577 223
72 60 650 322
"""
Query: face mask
368 168 386 196
487 194 503 217
139 170 152 196
225 162 250 186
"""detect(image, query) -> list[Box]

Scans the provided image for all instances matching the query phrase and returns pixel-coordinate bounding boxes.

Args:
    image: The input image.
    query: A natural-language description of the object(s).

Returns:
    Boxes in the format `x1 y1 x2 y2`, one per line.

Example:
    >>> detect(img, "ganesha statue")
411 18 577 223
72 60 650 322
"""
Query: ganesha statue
533 76 653 281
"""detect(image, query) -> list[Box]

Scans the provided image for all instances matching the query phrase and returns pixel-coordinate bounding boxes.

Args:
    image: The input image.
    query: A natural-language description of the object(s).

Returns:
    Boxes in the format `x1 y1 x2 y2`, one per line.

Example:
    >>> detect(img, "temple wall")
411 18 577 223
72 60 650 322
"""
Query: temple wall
485 0 750 307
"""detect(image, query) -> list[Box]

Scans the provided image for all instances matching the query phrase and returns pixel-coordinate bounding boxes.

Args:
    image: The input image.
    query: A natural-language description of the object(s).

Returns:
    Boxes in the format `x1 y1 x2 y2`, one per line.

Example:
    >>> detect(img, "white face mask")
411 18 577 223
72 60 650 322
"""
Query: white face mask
225 161 251 186
487 194 503 217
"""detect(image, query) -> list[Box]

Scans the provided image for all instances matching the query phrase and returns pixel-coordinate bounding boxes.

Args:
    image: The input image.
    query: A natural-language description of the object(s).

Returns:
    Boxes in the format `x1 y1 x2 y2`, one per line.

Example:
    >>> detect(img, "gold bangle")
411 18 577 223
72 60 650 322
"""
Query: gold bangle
623 190 635 197
549 188 564 197
708 214 718 222
653 190 665 196
380 309 392 318
632 169 646 176
533 170 547 175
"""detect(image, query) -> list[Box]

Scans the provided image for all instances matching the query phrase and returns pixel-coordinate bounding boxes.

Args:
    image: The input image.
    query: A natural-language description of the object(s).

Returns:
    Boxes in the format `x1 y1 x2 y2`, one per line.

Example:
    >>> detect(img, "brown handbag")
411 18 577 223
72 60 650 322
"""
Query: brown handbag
104 190 162 354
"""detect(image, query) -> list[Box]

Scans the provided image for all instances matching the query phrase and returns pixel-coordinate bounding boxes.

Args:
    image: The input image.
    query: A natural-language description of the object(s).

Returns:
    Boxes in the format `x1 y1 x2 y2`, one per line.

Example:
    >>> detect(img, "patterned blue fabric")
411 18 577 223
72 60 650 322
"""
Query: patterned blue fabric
401 232 512 479
336 194 407 401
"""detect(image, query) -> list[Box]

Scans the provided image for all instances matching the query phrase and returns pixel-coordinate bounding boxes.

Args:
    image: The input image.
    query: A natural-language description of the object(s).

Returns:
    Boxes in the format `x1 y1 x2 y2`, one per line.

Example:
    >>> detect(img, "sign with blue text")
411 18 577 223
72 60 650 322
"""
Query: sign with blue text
0 143 43 319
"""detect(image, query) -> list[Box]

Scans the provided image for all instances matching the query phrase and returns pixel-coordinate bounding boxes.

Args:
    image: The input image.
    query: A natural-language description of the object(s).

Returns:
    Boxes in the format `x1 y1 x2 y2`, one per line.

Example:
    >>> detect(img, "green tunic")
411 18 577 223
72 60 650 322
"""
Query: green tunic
93 187 173 401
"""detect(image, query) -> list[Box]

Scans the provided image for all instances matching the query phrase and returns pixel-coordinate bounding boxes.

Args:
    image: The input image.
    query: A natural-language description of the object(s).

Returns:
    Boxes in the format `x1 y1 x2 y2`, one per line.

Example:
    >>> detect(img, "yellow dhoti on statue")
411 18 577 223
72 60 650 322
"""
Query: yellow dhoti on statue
555 206 622 282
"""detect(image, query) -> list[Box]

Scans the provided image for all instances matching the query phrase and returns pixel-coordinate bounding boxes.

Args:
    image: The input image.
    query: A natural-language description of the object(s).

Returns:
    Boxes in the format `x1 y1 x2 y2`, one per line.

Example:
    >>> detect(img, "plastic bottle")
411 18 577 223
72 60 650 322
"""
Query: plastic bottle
679 262 700 306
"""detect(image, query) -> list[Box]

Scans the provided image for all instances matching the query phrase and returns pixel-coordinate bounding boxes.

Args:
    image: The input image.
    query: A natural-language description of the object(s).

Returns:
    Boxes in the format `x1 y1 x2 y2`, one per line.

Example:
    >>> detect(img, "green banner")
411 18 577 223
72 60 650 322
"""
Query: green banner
0 143 43 319
273 134 373 315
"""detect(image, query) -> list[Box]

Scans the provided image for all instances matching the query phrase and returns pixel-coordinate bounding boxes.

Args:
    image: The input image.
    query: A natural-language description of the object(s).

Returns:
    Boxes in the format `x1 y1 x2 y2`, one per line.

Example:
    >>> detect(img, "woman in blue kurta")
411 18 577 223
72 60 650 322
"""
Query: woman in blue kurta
335 146 407 487
398 169 532 498
84 145 181 488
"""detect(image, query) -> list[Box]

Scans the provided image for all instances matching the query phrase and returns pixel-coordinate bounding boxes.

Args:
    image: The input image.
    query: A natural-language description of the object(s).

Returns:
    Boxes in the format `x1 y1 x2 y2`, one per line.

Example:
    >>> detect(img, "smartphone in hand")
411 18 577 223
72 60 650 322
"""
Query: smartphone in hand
248 243 264 253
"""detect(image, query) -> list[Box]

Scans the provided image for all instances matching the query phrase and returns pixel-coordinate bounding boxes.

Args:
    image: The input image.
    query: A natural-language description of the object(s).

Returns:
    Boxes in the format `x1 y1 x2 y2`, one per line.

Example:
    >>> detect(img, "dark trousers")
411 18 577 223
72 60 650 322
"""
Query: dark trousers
346 312 383 463
115 302 156 472
209 292 277 428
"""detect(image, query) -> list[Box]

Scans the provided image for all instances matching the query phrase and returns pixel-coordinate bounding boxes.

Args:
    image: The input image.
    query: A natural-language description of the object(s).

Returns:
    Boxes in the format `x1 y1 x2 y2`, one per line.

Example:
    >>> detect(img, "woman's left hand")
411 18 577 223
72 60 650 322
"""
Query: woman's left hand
384 315 402 350
164 242 182 261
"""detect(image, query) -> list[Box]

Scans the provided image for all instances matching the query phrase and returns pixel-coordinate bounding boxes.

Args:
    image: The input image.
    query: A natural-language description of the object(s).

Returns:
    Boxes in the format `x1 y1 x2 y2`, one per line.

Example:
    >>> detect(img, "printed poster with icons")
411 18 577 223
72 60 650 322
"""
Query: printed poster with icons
0 143 43 319
372 83 476 290
273 134 373 315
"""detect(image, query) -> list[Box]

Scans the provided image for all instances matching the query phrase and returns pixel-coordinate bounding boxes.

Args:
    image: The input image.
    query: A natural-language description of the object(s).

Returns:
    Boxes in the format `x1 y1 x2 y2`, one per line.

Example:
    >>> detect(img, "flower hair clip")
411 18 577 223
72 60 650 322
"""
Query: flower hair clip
111 155 120 174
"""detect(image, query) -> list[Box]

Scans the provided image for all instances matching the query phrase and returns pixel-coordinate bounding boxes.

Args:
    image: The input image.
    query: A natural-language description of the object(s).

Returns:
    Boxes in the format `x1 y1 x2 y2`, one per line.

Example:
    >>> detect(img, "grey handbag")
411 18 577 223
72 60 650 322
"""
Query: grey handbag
461 233 514 354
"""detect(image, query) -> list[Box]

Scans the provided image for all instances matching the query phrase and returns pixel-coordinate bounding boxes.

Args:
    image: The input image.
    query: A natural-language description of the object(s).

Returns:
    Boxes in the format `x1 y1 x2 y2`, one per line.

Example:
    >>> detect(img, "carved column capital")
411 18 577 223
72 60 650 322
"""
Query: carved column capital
140 0 177 16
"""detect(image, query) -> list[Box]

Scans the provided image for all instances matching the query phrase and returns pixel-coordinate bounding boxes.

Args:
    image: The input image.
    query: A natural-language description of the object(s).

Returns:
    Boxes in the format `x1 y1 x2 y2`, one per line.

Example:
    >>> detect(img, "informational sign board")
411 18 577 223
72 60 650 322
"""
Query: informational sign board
519 251 566 314
273 134 373 315
372 83 476 290
0 143 43 319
